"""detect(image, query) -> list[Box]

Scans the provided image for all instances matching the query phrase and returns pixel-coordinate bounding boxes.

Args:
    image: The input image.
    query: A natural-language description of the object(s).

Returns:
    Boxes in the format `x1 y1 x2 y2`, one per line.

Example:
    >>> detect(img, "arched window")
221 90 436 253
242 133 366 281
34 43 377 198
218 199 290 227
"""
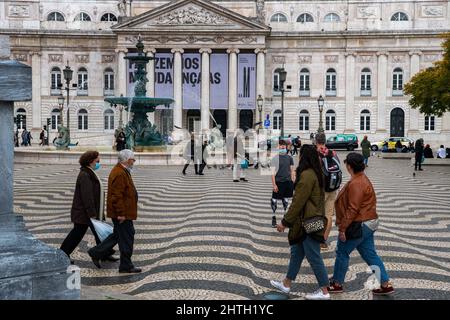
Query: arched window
324 13 340 22
326 68 337 96
74 12 91 22
360 109 371 131
47 12 65 22
297 13 314 23
392 67 403 96
77 67 88 95
104 109 115 130
425 115 435 131
78 109 88 130
273 68 284 95
270 13 288 23
360 68 372 96
16 108 26 130
299 68 310 96
100 13 117 22
50 67 62 95
51 108 62 130
299 110 310 131
273 110 282 130
104 68 114 95
391 12 408 21
325 110 336 131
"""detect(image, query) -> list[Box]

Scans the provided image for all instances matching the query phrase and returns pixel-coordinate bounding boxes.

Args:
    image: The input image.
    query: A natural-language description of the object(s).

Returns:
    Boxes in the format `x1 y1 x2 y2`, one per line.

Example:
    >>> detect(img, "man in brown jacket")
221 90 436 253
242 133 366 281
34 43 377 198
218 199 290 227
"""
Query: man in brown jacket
88 149 141 273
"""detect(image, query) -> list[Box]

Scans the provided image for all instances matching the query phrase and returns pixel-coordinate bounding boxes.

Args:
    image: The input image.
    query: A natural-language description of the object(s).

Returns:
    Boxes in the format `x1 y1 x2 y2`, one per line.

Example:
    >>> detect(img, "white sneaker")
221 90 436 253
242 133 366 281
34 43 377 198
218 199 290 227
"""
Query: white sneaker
270 280 290 294
305 289 331 300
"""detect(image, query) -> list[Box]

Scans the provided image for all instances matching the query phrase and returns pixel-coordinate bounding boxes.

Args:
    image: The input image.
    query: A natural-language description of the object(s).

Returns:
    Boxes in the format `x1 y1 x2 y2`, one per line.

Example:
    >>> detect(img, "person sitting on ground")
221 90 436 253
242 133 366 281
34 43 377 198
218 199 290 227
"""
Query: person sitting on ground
423 144 434 158
437 145 447 159
395 140 403 153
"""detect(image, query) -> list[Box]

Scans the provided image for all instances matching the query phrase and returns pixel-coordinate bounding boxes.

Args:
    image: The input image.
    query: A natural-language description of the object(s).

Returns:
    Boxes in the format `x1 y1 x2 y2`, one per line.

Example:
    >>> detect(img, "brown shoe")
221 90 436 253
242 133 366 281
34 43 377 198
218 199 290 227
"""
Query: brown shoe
372 283 395 296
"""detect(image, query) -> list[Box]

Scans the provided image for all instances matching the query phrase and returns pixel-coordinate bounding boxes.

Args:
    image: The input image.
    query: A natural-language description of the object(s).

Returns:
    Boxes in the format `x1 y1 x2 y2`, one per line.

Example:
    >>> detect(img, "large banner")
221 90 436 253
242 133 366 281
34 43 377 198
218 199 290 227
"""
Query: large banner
210 53 229 110
182 53 201 109
237 54 256 109
154 53 174 110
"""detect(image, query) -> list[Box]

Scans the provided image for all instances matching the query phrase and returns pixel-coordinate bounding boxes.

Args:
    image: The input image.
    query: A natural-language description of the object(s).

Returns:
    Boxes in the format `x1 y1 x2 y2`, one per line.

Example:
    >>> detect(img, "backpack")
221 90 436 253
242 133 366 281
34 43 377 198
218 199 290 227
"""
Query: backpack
320 150 342 192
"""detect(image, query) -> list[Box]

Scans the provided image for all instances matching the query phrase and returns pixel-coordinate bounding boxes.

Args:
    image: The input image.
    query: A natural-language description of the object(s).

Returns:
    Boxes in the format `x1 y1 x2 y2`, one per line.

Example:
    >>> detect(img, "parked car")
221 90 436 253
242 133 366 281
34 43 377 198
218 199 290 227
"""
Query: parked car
325 134 359 151
371 137 414 151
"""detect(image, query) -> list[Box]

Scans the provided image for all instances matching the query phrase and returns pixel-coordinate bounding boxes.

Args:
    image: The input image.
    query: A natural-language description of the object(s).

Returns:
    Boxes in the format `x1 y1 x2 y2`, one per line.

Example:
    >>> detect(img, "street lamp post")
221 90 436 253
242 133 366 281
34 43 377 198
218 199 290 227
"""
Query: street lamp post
57 94 65 127
62 62 73 141
317 95 325 136
278 68 287 137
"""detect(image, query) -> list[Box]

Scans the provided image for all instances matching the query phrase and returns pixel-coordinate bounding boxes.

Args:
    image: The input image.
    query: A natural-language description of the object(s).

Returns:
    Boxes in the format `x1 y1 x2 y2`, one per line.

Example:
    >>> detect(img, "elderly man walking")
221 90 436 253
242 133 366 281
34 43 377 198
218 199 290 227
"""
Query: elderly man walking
88 149 141 273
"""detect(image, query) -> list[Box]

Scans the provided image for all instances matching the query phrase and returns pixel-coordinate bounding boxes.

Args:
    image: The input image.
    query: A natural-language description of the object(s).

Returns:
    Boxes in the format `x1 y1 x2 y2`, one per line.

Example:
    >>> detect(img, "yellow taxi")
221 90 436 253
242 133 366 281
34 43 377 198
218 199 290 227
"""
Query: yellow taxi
371 137 414 151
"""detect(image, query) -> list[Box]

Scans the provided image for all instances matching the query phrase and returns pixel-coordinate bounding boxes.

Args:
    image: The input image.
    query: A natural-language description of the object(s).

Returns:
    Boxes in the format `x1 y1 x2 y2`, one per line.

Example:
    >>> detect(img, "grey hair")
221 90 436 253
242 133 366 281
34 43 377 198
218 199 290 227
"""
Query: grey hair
118 149 134 163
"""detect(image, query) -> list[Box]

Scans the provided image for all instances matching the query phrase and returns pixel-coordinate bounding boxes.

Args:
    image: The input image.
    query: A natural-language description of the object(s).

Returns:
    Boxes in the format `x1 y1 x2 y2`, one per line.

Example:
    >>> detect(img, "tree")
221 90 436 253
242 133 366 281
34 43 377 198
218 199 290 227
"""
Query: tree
404 33 450 117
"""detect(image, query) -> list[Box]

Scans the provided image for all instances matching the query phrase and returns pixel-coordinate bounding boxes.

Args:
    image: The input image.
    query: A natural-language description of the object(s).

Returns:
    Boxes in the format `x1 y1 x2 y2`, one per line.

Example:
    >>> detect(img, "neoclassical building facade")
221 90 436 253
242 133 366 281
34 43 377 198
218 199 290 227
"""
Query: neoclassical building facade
2 0 450 146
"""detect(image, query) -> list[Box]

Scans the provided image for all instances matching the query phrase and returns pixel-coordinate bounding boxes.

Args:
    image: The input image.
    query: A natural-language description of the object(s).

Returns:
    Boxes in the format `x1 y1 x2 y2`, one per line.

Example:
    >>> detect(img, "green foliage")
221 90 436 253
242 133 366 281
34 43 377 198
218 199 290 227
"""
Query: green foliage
404 33 450 117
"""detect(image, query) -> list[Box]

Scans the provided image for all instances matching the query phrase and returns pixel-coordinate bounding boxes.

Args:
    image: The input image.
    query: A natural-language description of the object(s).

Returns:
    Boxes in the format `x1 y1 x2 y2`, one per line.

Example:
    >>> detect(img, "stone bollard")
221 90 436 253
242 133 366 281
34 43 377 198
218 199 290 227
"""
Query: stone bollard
0 35 79 300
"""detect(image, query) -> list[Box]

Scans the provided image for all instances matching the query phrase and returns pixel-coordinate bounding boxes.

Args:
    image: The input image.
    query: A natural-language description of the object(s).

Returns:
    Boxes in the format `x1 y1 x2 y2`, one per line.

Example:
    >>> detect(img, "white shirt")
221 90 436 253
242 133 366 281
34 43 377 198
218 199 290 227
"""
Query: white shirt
437 148 446 158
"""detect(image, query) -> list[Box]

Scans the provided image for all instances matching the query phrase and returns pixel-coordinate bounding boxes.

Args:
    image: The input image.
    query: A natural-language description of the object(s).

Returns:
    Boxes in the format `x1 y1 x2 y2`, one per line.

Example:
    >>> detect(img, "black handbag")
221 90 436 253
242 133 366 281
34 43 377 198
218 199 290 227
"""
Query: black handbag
345 221 362 240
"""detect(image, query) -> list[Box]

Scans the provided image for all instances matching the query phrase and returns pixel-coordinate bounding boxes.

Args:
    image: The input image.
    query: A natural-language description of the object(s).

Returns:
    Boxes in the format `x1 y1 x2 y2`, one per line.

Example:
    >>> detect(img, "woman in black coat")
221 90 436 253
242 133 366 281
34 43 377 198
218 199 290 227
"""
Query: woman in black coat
414 139 424 171
60 151 116 264
116 131 126 151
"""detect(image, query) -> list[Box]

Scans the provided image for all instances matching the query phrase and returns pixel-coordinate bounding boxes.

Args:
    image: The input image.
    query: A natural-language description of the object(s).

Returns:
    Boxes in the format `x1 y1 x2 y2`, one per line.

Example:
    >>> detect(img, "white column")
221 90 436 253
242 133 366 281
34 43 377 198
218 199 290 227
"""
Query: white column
145 48 156 124
376 51 388 133
227 48 239 132
255 48 266 126
171 48 184 131
200 48 211 132
344 52 356 133
115 48 128 97
31 52 42 130
408 50 422 134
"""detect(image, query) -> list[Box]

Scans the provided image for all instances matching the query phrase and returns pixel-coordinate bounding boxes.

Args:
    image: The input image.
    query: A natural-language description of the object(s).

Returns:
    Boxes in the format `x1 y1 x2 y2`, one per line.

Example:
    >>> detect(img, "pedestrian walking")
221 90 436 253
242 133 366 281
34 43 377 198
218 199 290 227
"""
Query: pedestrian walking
316 133 341 250
60 151 116 264
232 132 248 182
182 133 203 175
270 140 295 228
21 129 28 146
116 131 126 151
39 129 45 146
414 138 424 171
292 136 301 156
27 130 33 146
328 152 394 296
88 149 141 273
360 135 371 167
270 144 330 300
14 130 19 147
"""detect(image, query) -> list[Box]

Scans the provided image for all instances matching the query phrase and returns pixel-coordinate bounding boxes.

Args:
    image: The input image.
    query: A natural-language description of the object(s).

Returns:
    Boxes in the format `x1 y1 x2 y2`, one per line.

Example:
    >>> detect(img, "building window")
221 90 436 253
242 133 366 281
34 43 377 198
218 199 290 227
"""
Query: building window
297 13 314 23
299 110 310 131
77 67 88 95
273 68 284 95
324 13 340 22
47 12 65 22
273 110 282 130
360 68 372 96
51 108 62 130
326 68 337 96
425 116 435 131
51 67 62 95
360 109 371 131
104 68 114 96
78 109 88 130
299 68 310 96
391 12 409 21
75 12 91 22
325 110 336 131
270 13 288 23
16 108 26 130
392 67 403 96
100 13 117 22
104 109 114 130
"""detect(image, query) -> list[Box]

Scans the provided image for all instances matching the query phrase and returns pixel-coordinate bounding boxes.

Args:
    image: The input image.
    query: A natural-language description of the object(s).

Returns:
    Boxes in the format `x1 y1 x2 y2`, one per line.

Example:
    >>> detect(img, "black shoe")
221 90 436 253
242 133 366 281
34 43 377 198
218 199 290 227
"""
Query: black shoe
182 171 186 175
70 259 75 265
240 178 248 182
419 168 423 171
91 257 101 269
102 256 119 262
233 179 239 182
198 172 204 175
272 216 277 228
119 267 142 274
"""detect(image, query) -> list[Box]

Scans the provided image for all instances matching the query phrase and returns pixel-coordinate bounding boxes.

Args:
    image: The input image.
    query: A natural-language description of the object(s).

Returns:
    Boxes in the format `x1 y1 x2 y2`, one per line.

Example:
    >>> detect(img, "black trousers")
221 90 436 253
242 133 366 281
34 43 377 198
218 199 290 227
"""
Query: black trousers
183 160 206 174
415 154 423 170
88 219 135 271
60 220 101 257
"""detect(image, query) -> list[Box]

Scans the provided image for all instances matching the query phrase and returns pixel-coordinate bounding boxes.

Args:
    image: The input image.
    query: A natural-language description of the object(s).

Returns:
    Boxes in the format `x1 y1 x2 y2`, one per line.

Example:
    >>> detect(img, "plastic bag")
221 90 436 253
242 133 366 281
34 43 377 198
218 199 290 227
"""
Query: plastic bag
241 159 249 169
90 218 113 242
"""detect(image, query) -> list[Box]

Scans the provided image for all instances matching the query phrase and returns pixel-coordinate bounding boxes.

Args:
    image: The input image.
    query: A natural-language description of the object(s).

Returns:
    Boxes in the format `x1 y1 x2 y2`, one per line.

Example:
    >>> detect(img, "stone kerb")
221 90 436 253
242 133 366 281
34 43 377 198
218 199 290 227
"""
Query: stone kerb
410 158 450 166
380 153 414 159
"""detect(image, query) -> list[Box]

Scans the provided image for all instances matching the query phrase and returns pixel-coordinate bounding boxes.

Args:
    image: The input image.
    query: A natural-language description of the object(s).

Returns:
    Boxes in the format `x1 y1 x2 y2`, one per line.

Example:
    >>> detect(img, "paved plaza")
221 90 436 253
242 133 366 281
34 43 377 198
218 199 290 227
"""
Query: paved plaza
13 153 450 300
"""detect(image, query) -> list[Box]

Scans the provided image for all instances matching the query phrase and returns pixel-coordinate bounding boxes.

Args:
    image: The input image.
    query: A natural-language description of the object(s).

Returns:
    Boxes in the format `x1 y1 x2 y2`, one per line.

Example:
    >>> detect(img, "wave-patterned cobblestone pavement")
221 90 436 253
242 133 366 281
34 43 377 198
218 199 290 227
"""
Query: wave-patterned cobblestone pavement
13 154 450 300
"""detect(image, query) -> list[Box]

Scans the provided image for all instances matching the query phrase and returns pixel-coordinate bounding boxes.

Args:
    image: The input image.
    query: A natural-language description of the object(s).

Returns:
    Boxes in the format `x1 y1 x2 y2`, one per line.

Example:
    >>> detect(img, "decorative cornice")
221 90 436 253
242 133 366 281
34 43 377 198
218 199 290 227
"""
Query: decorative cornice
376 51 389 57
143 48 156 55
115 48 128 54
344 52 357 58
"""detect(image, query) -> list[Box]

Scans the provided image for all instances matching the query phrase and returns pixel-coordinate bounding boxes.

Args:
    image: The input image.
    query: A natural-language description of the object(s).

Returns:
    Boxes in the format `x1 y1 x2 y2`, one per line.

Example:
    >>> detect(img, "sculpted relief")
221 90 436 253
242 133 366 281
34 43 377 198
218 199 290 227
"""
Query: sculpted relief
422 6 444 17
153 6 232 25
8 5 30 17
357 6 377 19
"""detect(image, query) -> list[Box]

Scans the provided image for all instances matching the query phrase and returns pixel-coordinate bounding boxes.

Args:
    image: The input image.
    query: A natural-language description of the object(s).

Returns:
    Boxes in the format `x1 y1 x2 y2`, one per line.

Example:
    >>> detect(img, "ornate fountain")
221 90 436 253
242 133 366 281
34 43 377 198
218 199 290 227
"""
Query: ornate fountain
105 38 174 151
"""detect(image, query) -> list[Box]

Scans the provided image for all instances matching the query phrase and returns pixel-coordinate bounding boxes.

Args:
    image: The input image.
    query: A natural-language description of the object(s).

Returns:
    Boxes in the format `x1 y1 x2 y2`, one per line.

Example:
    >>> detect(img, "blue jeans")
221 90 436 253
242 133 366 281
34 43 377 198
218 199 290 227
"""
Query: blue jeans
286 236 329 288
363 157 368 166
333 224 389 284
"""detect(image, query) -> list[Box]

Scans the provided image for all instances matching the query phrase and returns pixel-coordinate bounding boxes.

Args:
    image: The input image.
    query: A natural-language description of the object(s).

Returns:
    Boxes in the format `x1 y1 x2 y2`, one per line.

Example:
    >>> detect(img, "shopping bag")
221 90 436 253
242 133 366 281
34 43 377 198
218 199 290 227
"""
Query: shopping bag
90 218 113 242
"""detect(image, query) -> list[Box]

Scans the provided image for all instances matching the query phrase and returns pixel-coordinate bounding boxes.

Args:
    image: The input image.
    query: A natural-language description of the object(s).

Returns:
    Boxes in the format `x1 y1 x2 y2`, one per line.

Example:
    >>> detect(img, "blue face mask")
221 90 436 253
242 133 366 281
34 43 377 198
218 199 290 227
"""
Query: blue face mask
279 149 287 154
94 162 101 171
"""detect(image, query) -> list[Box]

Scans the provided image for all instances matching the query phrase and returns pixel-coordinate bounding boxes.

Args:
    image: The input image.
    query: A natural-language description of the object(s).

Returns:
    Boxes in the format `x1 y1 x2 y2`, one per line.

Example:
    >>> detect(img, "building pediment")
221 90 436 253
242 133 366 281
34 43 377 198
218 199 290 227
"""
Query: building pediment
113 0 270 33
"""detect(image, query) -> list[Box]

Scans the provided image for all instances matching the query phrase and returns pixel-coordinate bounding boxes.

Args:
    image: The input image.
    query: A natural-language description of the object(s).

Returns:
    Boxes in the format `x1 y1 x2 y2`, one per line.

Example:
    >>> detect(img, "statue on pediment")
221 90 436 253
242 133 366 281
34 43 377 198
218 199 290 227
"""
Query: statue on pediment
118 0 127 17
